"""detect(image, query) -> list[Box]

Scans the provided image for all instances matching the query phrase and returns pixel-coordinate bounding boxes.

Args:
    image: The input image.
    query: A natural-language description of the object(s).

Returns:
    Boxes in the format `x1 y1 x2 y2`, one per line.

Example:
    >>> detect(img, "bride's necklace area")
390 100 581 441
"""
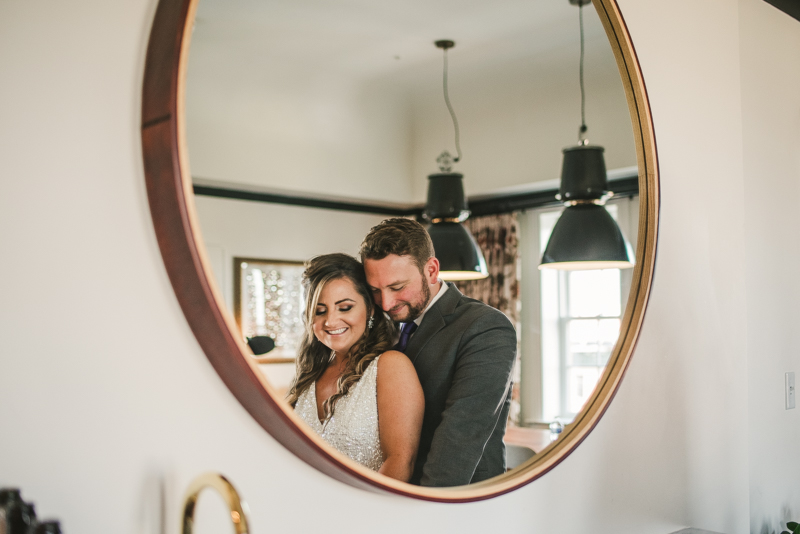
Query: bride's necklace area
318 350 347 426
327 349 351 371
322 350 347 383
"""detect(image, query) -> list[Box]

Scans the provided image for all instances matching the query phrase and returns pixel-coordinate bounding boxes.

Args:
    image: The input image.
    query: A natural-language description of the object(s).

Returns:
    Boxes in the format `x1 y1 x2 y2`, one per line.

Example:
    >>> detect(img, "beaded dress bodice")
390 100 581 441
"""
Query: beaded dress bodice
294 356 383 471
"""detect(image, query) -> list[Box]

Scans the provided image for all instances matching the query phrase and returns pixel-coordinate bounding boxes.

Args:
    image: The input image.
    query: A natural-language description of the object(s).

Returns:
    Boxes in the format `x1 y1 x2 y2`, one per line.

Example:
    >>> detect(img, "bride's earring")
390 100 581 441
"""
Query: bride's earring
368 316 374 330
329 350 336 362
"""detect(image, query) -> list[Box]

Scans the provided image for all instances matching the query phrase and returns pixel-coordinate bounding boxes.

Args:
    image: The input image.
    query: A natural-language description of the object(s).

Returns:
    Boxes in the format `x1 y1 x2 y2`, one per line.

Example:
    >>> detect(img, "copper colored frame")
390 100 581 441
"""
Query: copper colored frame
140 0 659 502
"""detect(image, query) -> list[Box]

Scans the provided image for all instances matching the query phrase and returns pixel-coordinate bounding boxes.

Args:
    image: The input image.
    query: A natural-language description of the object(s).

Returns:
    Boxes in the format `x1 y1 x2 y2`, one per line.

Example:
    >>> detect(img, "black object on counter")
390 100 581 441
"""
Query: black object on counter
247 335 275 355
0 489 22 504
30 520 61 534
0 488 36 534
21 503 36 532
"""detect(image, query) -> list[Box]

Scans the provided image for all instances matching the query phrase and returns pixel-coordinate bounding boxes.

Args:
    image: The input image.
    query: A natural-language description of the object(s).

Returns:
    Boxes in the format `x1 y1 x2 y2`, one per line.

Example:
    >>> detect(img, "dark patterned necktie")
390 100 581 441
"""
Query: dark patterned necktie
394 322 418 352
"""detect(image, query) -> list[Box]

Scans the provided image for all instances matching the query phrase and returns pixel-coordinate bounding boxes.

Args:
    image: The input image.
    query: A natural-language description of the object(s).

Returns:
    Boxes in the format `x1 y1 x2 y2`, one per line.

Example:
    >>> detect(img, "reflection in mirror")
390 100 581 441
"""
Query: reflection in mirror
185 0 639 484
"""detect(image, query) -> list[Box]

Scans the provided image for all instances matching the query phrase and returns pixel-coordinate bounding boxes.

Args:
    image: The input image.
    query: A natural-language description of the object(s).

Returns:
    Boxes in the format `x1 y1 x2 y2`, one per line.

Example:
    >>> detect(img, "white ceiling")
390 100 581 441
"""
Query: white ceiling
185 0 629 202
190 0 609 87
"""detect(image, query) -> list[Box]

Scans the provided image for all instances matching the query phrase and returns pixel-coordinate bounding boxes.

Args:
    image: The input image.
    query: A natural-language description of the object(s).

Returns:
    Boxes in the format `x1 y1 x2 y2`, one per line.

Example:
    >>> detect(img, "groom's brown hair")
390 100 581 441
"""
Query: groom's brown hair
359 218 435 273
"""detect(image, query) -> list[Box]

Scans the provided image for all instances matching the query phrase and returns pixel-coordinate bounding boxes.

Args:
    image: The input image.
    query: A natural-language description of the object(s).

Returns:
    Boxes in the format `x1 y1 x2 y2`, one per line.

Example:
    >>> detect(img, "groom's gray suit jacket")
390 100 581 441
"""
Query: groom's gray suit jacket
405 283 517 487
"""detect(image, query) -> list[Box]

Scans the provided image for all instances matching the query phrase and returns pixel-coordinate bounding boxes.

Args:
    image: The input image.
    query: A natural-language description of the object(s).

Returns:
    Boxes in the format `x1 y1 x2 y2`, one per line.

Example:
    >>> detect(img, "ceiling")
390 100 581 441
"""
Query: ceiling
184 0 630 203
190 0 609 87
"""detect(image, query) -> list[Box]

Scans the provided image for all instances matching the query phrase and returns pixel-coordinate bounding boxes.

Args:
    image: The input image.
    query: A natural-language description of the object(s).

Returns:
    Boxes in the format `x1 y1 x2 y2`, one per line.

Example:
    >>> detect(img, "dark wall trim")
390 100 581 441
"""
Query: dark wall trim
193 176 639 218
469 176 639 216
192 184 421 218
764 0 800 22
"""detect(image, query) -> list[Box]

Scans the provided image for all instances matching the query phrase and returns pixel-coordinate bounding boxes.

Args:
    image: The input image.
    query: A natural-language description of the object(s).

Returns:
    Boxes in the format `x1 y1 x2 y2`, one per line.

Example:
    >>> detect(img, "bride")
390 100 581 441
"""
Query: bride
288 253 425 482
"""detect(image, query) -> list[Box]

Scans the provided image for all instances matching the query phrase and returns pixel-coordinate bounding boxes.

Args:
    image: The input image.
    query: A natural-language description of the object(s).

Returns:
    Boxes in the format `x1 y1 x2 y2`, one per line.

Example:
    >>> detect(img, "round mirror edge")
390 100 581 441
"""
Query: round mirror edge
545 0 661 464
140 0 660 502
496 0 662 494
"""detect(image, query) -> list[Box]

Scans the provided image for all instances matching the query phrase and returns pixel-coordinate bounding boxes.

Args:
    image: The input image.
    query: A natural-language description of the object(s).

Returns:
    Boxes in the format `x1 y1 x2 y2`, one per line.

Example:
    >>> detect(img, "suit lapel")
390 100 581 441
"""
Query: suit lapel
405 283 463 364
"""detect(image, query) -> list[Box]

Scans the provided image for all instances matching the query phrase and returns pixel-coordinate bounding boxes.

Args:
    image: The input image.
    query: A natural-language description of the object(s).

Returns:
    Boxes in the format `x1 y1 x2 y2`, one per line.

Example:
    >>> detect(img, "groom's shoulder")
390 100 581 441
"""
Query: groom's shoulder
445 289 514 332
445 294 516 362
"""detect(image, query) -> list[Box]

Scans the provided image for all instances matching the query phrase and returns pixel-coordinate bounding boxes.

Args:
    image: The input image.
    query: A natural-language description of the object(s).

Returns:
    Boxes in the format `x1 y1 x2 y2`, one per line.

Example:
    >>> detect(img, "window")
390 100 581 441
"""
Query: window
518 197 637 425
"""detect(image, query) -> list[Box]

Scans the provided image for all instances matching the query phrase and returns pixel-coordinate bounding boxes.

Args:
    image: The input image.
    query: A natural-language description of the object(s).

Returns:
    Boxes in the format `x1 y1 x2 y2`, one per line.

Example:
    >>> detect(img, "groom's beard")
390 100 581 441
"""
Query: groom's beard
391 275 431 323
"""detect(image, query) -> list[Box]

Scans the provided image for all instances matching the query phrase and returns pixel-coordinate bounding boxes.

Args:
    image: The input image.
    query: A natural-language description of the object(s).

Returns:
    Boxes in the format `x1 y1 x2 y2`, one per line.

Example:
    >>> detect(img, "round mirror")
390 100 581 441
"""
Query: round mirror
141 0 658 501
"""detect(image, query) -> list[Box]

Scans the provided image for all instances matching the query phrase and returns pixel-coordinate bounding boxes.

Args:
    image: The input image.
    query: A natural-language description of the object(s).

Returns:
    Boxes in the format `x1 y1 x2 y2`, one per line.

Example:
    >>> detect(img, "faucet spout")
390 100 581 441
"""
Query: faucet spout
181 473 250 534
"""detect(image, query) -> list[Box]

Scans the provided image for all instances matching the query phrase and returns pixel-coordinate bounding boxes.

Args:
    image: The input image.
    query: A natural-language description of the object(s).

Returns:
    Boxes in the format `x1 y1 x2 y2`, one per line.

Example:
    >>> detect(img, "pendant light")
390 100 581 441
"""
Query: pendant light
424 40 488 281
539 0 634 271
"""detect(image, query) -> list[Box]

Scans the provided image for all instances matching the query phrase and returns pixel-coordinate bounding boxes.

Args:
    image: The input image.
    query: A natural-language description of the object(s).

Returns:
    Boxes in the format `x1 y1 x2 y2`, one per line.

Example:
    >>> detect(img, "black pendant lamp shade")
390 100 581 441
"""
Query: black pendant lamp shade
541 204 633 270
427 222 488 281
425 173 488 281
540 146 635 270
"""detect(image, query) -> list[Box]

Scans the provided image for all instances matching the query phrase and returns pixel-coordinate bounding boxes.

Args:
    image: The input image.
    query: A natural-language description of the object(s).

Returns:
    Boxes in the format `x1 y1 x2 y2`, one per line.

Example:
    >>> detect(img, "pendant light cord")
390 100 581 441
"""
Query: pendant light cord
578 2 588 143
442 48 462 163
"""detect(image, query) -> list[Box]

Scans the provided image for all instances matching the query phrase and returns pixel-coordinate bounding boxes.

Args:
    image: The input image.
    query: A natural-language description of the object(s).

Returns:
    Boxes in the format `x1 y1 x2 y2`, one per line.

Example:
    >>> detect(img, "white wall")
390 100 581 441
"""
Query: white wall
1 1 798 534
187 73 416 203
192 195 385 310
739 1 800 532
612 1 752 530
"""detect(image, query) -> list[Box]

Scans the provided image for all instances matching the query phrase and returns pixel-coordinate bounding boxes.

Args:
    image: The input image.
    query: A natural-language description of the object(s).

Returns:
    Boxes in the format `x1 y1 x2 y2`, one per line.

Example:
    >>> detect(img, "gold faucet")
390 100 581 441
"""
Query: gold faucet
181 473 250 534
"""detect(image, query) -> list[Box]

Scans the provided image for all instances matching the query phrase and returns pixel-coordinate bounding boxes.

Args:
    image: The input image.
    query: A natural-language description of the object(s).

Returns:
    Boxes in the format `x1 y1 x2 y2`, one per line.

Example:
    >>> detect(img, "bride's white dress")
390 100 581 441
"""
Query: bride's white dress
294 356 383 471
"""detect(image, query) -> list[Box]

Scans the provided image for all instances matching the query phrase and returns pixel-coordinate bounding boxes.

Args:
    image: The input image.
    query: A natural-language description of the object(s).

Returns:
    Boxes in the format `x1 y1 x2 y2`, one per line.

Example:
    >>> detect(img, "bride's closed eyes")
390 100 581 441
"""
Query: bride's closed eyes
315 305 354 315
315 298 357 316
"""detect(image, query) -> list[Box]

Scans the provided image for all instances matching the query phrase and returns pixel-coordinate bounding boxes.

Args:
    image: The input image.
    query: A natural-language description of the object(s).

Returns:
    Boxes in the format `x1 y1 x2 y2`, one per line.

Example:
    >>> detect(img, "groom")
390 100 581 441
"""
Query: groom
360 218 517 487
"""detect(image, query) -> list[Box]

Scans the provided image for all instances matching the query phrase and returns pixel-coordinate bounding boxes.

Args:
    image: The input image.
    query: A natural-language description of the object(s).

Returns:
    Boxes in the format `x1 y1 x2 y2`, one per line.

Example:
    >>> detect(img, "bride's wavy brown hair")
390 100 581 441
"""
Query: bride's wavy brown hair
287 253 396 419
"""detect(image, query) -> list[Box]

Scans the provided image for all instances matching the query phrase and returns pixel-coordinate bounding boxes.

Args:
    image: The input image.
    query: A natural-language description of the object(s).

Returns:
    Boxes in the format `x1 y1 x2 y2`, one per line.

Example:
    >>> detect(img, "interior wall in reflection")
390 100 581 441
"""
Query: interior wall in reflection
187 75 415 202
193 195 385 311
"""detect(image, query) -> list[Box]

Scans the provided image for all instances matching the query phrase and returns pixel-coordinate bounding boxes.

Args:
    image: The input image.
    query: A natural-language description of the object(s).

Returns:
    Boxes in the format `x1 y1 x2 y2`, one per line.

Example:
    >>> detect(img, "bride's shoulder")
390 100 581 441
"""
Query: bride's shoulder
375 350 417 378
377 350 412 364
375 351 423 410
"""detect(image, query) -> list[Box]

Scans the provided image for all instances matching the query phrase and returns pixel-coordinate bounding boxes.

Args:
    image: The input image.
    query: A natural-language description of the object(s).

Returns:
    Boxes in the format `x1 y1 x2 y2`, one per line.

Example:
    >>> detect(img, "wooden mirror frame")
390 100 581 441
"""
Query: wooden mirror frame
141 0 659 502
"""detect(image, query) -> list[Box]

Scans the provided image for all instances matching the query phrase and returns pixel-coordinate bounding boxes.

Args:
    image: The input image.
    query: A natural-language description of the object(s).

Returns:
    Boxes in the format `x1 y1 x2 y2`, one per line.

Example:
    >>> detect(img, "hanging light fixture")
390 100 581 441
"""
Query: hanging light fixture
539 0 634 271
424 40 488 281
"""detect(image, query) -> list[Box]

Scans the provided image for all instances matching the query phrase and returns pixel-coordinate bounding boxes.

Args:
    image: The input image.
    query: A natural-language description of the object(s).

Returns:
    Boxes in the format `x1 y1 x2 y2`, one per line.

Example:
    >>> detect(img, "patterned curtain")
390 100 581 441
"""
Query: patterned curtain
455 213 520 322
454 213 521 424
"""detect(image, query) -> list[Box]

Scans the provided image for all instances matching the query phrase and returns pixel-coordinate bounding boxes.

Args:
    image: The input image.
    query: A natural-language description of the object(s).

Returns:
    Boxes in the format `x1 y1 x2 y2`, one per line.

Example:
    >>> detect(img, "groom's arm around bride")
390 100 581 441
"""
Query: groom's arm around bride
407 284 516 487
